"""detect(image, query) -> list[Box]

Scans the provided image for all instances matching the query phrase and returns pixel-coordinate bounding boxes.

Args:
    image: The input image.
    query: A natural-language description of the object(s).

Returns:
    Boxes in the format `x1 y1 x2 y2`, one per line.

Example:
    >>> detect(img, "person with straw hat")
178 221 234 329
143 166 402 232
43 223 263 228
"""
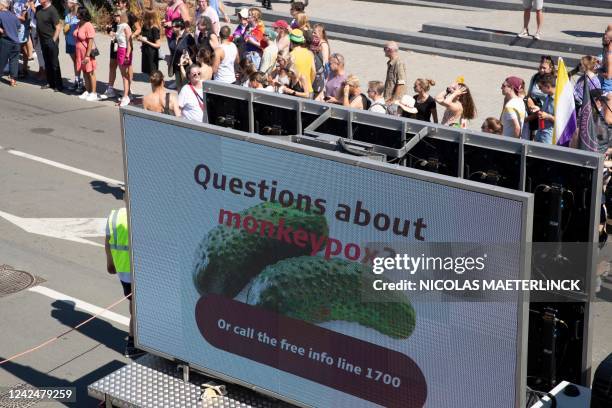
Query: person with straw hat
395 94 418 119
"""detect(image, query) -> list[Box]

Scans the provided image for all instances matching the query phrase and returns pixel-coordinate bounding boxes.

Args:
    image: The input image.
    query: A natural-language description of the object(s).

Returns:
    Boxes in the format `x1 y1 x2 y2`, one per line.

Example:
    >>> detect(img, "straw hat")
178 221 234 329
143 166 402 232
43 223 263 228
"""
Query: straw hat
395 95 418 114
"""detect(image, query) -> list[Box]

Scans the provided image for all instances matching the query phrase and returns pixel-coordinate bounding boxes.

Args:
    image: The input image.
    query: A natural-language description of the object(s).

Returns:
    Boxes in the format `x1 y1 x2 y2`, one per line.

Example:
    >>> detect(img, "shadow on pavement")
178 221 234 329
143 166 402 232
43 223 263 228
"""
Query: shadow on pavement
133 72 151 84
0 357 125 407
90 181 124 200
465 25 516 36
562 30 603 39
50 300 127 355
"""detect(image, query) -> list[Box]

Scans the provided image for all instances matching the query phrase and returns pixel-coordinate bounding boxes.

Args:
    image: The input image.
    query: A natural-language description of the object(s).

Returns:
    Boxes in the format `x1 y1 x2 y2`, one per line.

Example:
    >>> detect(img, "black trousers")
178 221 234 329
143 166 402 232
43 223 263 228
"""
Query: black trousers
0 37 20 79
40 38 63 90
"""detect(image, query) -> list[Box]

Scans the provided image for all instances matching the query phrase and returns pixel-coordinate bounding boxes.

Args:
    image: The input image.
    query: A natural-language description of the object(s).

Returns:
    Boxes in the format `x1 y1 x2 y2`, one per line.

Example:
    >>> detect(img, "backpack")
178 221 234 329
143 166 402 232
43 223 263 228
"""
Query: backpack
361 93 371 110
369 101 389 113
312 52 325 95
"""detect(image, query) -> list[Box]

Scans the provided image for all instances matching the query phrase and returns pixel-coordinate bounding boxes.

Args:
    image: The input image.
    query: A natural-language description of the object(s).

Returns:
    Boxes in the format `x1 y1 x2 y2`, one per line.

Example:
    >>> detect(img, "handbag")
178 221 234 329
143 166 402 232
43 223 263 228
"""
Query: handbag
91 41 100 58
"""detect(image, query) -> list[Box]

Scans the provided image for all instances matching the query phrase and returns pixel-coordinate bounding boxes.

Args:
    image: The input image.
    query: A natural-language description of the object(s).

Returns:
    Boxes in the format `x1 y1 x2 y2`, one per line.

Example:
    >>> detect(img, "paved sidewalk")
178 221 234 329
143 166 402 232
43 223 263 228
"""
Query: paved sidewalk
11 0 608 129
241 0 609 45
30 28 531 129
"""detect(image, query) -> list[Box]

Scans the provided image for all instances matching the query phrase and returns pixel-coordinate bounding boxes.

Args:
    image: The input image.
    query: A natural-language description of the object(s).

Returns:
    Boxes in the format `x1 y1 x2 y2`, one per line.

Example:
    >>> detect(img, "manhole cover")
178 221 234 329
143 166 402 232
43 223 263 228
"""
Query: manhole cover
0 265 35 298
0 384 43 408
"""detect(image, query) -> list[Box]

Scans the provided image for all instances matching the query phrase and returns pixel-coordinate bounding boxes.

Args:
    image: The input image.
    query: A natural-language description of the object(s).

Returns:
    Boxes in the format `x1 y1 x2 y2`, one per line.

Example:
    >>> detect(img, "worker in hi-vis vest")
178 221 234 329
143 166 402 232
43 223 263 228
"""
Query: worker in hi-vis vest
105 207 144 358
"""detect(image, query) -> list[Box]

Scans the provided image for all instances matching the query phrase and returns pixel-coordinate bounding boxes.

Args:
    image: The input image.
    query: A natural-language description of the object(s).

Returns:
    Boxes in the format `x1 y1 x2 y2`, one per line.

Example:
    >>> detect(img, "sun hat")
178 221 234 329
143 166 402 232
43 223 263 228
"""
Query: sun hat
237 8 249 19
395 95 418 114
289 28 305 44
272 20 289 29
264 27 277 41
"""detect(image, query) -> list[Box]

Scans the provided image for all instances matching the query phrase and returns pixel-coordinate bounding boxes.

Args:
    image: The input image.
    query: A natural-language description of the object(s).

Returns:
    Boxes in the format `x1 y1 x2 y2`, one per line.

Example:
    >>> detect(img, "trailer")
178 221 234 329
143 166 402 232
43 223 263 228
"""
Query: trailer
89 83 605 407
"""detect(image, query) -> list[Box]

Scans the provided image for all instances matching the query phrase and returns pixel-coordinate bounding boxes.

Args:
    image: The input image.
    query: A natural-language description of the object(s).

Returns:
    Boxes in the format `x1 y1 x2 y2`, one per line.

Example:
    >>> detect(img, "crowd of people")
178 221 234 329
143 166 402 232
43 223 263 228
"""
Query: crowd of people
1 0 612 144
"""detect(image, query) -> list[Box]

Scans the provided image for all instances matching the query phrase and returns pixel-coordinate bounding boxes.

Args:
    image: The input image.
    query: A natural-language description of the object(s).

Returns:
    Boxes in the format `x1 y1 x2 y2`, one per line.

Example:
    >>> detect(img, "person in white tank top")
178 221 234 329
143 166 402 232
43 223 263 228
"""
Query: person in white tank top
213 25 238 83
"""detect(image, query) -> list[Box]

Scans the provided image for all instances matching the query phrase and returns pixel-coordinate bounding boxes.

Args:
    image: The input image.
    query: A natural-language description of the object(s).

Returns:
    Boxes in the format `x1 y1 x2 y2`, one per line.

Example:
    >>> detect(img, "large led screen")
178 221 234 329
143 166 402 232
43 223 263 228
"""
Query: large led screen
122 110 531 408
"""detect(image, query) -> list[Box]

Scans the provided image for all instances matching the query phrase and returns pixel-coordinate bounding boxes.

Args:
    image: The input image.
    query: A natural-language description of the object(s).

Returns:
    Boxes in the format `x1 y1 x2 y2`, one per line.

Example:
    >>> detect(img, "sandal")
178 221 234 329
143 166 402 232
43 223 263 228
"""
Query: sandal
9 79 16 87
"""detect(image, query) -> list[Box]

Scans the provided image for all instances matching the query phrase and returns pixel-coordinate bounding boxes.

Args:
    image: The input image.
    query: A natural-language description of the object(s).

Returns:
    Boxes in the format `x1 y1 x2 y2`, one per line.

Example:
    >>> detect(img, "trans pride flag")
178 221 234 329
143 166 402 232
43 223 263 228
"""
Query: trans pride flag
553 58 577 146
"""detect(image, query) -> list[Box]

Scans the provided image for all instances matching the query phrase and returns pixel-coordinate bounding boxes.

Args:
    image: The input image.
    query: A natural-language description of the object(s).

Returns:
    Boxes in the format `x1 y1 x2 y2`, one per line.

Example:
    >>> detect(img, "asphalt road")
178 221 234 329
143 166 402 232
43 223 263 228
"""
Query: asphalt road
0 83 129 407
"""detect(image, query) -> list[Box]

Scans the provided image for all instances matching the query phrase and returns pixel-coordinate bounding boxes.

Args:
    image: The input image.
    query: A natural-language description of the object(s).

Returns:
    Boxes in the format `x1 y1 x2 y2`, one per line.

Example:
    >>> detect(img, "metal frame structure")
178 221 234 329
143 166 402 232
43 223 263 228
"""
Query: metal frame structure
202 83 603 386
117 103 539 408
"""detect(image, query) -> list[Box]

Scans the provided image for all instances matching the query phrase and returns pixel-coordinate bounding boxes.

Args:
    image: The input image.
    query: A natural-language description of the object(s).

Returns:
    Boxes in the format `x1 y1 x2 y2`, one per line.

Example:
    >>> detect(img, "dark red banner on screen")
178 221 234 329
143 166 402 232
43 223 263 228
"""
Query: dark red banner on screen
195 295 427 408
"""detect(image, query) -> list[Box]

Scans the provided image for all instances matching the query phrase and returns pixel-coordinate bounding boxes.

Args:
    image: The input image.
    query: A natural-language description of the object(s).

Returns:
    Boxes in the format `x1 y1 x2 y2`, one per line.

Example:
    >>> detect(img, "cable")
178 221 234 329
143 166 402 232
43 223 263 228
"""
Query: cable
0 294 130 365
526 386 557 408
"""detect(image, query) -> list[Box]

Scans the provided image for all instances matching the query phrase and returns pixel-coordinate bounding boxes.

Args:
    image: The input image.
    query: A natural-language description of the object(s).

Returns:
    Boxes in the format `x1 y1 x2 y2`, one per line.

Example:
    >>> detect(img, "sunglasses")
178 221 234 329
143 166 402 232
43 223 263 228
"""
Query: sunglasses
191 72 201 76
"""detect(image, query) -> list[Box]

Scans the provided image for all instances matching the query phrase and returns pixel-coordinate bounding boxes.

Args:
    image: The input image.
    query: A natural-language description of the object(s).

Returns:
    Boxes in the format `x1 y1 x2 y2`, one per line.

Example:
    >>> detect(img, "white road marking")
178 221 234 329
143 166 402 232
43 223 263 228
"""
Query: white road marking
2 147 123 185
0 210 106 247
28 286 130 327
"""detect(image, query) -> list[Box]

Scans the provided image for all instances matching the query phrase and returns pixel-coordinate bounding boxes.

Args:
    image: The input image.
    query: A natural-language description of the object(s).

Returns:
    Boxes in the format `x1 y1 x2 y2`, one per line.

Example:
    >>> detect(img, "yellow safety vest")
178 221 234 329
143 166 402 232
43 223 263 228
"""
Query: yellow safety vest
108 208 131 274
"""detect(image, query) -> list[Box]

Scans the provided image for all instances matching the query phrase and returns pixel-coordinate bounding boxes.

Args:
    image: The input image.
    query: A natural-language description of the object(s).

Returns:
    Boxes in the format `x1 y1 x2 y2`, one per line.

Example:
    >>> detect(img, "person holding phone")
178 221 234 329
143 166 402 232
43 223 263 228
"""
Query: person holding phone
435 82 476 129
168 18 195 91
138 8 161 77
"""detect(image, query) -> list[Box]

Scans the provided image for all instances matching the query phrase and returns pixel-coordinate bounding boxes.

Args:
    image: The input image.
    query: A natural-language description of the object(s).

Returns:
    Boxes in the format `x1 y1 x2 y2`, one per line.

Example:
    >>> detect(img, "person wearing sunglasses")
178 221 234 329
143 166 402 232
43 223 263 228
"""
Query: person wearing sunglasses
178 63 207 122
524 55 556 140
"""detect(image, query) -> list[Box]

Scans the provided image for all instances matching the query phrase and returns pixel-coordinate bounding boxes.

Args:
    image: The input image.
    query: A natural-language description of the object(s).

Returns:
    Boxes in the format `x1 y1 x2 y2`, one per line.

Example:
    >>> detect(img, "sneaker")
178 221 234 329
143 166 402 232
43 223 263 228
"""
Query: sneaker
78 90 90 99
534 31 542 40
517 28 529 38
86 92 100 101
100 87 116 100
119 96 131 107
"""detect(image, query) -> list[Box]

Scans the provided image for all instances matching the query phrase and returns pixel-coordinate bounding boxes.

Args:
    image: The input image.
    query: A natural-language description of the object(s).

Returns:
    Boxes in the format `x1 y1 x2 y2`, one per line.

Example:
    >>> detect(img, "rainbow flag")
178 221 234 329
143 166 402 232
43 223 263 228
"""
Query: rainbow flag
553 58 577 146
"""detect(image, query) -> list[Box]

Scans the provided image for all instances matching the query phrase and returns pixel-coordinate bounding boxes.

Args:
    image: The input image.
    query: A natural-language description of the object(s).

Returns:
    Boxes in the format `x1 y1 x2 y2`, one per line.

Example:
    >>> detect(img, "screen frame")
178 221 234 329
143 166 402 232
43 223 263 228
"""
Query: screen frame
120 106 533 408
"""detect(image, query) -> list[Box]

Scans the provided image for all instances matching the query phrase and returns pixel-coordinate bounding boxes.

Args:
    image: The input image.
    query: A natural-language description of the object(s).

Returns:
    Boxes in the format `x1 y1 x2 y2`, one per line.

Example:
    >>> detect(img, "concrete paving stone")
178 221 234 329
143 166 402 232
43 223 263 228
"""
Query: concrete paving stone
244 0 609 45
356 0 612 17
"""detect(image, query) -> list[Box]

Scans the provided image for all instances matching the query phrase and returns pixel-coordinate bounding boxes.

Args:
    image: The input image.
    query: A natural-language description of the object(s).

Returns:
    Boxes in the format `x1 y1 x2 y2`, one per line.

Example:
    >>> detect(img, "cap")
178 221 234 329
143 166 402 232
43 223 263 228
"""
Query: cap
272 20 289 29
395 95 418 114
289 28 305 44
504 76 523 94
237 8 249 19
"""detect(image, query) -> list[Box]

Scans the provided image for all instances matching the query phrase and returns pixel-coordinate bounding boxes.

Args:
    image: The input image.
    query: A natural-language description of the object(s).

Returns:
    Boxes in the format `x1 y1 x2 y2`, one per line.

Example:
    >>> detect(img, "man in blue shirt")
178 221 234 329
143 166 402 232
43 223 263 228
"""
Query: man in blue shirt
0 0 21 86
535 74 556 144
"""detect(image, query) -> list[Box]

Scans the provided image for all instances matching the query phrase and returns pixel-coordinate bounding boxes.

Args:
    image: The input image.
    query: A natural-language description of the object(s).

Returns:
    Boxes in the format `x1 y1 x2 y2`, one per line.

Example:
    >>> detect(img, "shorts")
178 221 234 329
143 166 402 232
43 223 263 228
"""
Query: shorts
522 0 544 10
117 46 132 67
66 43 76 55
120 280 132 299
